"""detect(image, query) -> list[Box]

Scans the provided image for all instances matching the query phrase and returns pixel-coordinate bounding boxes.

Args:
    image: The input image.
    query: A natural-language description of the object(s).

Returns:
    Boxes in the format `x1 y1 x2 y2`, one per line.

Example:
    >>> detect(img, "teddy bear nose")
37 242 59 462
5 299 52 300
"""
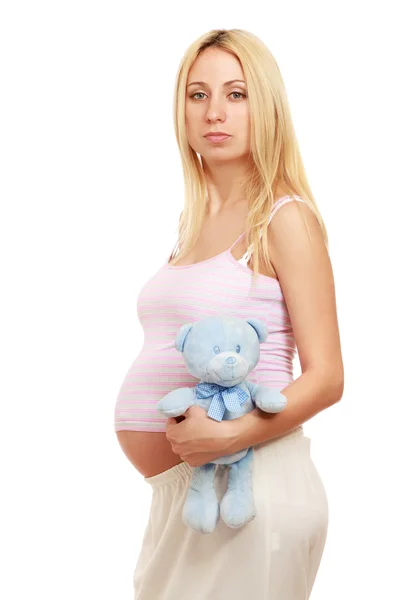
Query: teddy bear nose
226 356 236 365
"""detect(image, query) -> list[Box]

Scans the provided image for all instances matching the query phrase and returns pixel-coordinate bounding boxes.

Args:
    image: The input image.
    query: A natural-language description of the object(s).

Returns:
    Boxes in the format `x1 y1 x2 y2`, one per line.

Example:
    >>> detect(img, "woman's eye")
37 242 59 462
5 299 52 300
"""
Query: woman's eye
191 92 206 100
230 92 246 99
236 345 241 353
190 92 246 101
213 345 220 354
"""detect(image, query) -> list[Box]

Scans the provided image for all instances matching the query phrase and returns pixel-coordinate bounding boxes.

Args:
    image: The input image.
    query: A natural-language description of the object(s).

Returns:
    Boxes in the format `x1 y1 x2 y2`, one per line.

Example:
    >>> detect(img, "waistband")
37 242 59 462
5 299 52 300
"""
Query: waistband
144 425 305 490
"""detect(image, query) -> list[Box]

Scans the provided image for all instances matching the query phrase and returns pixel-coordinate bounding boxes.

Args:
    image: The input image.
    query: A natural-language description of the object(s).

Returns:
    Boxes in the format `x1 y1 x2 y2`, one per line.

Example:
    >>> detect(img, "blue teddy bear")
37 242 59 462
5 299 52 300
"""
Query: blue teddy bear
156 315 287 534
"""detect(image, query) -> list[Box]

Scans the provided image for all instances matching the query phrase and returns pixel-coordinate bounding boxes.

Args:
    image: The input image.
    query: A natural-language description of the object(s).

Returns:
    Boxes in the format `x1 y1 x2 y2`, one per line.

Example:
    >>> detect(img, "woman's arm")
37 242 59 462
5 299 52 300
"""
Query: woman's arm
228 199 344 452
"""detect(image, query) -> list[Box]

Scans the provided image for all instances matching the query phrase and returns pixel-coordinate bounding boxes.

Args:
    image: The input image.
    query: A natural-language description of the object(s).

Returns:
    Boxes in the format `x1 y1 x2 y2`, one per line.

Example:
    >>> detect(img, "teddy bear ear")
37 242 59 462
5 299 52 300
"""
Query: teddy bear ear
175 322 194 352
245 318 268 343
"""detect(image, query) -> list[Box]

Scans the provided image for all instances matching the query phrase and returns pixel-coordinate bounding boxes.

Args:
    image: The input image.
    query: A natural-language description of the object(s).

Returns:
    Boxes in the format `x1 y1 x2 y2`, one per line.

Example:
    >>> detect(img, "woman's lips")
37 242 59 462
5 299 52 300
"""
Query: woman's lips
205 134 231 143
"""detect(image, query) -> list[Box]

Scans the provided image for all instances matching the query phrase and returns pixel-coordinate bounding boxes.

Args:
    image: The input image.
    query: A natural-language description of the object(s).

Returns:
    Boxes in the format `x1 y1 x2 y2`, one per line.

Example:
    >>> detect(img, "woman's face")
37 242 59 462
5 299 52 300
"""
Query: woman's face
185 47 250 163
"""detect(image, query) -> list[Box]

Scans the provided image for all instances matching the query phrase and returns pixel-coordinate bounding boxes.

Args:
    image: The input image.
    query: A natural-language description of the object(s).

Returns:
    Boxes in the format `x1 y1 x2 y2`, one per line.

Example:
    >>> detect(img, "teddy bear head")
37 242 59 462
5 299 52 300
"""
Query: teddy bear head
174 315 268 387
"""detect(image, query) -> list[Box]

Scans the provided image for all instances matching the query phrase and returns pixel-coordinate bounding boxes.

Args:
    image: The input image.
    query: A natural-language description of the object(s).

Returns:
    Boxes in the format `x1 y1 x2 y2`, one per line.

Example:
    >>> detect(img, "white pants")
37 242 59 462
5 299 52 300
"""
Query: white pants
134 426 329 600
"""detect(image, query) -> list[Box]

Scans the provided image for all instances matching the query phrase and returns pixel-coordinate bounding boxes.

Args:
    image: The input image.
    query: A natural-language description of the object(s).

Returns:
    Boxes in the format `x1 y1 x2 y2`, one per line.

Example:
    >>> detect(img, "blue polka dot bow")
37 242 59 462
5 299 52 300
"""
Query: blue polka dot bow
195 382 249 422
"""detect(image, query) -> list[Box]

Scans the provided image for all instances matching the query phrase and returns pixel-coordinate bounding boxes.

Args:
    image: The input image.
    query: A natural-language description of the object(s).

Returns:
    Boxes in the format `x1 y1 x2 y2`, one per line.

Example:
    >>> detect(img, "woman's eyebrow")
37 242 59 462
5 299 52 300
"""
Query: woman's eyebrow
187 79 246 88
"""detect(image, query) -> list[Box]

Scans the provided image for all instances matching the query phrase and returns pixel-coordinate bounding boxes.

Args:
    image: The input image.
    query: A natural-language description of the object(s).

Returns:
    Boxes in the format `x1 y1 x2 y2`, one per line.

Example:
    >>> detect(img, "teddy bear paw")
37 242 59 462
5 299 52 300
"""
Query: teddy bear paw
256 390 287 414
182 487 220 534
157 397 186 418
157 388 194 418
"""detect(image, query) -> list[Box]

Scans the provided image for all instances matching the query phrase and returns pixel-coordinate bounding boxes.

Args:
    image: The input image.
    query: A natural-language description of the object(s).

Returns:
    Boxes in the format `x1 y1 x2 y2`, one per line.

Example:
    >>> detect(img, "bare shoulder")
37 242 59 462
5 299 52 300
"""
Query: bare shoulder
268 199 325 255
267 200 344 385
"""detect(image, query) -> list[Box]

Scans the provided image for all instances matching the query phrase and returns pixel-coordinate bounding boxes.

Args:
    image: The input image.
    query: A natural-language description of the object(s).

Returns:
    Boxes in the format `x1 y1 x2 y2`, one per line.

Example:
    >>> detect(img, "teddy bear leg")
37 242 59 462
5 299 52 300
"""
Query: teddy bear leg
182 463 220 534
220 447 257 529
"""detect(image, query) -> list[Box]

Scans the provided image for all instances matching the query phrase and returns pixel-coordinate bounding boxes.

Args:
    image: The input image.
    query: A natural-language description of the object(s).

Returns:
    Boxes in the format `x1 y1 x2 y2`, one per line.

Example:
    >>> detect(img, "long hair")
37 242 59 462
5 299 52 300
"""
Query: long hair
168 28 329 288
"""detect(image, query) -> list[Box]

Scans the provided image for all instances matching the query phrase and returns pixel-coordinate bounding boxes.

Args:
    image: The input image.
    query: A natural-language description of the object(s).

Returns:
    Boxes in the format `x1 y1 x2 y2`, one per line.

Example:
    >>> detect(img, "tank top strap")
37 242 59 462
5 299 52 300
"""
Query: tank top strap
232 195 305 249
268 195 306 225
235 195 306 265
229 231 246 251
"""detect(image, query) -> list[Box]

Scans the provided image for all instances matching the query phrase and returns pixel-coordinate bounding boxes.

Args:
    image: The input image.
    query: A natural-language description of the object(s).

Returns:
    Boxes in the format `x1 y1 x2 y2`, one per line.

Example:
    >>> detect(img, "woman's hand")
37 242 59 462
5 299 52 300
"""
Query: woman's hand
165 405 237 468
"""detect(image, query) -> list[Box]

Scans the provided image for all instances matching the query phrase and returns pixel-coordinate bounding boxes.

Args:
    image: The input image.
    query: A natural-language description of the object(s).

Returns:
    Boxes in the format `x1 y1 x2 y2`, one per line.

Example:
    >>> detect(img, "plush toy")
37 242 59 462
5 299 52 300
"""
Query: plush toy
156 315 287 534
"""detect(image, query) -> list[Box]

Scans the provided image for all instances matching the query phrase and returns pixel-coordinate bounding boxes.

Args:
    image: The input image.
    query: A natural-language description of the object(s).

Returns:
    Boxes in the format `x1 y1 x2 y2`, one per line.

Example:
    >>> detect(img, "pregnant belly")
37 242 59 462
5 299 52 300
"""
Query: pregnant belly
116 430 184 478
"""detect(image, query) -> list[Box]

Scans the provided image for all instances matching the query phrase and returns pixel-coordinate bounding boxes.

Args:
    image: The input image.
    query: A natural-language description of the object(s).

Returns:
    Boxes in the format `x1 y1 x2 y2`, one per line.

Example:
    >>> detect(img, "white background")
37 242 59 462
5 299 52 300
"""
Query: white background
1 1 399 598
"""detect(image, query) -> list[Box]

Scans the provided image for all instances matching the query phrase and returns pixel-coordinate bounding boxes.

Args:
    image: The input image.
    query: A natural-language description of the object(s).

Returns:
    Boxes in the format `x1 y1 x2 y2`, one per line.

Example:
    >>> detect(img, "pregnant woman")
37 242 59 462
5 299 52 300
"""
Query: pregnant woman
114 28 344 600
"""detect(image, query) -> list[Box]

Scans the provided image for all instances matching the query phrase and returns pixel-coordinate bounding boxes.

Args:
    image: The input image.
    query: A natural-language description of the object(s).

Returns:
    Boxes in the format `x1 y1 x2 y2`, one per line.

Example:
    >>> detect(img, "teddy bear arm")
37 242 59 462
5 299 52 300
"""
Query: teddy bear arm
245 380 260 398
157 386 196 418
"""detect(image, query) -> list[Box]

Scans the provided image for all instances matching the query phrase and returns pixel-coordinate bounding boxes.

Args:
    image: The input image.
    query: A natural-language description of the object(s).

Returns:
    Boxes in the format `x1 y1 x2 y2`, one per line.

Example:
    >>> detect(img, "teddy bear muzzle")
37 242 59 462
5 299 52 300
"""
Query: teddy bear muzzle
206 352 249 385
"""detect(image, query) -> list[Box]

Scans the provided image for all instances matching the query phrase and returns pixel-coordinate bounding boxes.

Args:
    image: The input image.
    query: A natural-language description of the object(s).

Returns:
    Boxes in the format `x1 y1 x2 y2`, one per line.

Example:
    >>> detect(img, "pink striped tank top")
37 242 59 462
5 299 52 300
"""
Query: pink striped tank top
114 195 306 432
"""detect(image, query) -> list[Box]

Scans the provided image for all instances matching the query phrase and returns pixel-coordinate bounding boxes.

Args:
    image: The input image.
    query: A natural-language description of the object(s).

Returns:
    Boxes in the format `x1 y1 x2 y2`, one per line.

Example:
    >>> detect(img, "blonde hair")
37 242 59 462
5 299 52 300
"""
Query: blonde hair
168 28 329 288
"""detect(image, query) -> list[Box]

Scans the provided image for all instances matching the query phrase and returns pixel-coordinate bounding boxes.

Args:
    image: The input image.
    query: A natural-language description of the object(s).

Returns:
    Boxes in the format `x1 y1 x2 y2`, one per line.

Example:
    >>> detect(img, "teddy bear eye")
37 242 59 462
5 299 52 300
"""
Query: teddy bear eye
236 344 241 353
213 345 220 354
